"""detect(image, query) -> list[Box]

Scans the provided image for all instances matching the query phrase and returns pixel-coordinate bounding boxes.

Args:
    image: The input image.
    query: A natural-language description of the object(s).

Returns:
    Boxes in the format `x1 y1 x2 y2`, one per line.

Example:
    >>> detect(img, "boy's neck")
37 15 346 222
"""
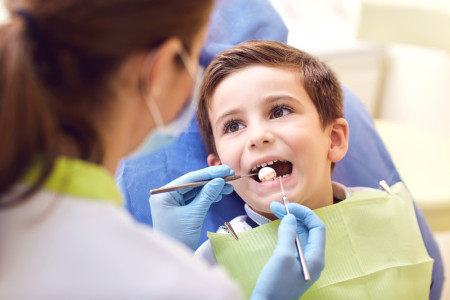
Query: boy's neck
299 181 335 211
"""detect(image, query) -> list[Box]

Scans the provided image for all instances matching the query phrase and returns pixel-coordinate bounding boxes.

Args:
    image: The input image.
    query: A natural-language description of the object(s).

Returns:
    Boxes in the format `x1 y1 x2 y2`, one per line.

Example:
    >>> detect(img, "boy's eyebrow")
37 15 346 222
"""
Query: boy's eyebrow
215 108 241 129
263 94 300 105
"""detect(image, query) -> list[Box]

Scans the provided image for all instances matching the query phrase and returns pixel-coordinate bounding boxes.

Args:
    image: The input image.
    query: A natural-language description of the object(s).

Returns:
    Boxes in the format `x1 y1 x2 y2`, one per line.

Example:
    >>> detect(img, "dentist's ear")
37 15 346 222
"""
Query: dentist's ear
328 118 349 163
207 153 222 166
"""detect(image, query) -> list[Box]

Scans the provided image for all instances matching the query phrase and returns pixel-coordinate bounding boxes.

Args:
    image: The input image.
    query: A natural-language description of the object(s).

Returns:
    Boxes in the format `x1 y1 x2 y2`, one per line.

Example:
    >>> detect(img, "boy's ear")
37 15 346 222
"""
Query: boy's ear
207 153 222 166
328 118 349 163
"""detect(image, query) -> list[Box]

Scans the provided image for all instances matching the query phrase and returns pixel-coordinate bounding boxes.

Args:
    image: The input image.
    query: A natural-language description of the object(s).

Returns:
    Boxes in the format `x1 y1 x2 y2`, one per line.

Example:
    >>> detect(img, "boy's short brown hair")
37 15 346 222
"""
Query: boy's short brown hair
196 40 343 156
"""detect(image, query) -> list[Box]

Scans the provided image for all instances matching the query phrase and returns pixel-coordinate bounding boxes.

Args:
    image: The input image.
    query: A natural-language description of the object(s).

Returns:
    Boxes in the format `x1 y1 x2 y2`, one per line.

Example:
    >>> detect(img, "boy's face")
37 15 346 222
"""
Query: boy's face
207 66 348 218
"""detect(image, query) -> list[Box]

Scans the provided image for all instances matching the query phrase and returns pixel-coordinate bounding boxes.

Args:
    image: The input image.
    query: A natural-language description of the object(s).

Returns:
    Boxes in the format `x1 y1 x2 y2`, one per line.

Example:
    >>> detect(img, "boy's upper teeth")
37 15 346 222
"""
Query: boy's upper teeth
251 160 281 172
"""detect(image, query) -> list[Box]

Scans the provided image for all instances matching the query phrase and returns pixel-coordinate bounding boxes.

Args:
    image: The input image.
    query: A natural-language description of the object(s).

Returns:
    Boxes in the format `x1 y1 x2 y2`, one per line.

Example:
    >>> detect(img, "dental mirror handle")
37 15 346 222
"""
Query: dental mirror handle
149 173 256 195
282 195 311 282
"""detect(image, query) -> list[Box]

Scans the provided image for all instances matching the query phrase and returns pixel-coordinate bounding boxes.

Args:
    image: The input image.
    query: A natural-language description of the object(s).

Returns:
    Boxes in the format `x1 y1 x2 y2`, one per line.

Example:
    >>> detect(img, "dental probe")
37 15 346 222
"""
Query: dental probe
279 177 311 282
149 173 257 195
258 167 311 282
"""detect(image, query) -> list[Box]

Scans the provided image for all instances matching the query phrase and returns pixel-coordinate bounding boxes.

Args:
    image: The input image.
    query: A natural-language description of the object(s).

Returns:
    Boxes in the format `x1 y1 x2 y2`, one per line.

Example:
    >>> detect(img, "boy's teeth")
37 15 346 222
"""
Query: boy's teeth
260 174 290 183
252 159 282 172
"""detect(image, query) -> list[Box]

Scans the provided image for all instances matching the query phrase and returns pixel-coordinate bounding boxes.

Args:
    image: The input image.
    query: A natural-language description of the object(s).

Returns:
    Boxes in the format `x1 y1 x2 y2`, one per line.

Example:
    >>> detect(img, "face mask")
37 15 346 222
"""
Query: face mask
130 48 203 157
130 99 195 156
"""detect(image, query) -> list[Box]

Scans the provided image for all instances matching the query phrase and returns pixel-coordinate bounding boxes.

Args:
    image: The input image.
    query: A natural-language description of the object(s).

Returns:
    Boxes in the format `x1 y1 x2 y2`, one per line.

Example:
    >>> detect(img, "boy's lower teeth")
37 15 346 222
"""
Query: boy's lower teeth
261 174 290 183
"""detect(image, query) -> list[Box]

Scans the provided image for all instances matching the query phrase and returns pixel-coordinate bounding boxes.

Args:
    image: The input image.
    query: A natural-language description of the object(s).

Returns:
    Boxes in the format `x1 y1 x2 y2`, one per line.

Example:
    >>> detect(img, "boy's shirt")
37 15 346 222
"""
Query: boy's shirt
195 181 354 264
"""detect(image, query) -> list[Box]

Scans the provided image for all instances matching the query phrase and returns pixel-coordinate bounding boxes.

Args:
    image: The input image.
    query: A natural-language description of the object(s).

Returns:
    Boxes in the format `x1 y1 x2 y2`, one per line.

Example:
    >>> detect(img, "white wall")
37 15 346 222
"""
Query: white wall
0 1 8 24
379 44 450 139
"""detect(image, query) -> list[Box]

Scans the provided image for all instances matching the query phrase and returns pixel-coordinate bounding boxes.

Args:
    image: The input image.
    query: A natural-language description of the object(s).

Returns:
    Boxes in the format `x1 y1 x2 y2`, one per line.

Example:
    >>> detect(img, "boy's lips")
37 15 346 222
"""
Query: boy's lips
248 159 293 183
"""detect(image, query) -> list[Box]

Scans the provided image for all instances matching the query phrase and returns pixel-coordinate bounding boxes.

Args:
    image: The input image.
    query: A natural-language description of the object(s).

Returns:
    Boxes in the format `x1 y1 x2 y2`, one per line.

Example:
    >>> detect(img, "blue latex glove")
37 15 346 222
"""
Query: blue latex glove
251 202 326 299
150 165 235 250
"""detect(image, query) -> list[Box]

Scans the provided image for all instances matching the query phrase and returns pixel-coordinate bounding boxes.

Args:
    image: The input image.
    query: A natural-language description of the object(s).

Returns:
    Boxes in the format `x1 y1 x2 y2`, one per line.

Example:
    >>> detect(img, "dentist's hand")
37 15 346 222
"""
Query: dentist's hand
251 202 326 300
150 165 234 250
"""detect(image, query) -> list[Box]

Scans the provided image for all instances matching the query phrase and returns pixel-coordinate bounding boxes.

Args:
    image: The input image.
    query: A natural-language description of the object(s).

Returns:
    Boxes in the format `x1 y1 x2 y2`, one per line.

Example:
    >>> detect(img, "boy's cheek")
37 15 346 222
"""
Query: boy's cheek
215 150 239 172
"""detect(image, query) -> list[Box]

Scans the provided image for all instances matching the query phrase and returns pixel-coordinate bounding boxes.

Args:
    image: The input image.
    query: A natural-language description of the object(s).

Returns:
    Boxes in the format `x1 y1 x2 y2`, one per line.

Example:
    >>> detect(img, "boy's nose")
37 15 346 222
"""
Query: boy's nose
248 124 275 149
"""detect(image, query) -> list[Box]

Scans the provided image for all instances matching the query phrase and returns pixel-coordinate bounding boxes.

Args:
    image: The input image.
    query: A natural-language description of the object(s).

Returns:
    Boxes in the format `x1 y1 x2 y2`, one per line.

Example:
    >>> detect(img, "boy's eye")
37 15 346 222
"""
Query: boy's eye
224 120 245 134
270 105 292 119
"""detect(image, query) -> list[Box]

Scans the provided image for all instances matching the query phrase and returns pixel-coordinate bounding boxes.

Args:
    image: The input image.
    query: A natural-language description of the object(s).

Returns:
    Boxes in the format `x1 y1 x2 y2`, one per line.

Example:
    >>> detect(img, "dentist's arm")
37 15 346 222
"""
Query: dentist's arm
150 165 234 250
251 202 326 299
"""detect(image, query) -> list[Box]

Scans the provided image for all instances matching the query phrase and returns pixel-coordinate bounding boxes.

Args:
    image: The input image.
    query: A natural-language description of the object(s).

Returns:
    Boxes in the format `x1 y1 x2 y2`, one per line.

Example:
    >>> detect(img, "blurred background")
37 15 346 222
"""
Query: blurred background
1 0 448 296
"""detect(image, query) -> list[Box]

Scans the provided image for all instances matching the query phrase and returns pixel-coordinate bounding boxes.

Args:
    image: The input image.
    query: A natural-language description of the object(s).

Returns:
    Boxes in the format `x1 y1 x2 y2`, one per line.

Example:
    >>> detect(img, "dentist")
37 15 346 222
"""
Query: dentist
0 0 325 298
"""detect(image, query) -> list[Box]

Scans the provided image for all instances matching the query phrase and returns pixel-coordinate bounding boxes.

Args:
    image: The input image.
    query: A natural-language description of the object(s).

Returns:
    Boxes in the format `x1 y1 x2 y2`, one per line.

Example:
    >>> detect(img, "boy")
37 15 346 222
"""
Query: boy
194 40 433 298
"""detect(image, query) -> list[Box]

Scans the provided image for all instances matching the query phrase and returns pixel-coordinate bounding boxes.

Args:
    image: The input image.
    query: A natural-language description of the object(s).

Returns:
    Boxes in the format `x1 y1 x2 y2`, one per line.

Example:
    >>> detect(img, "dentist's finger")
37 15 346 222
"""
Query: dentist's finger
287 203 326 275
191 178 227 208
275 214 297 250
180 182 234 206
270 201 288 220
287 203 325 230
167 165 234 187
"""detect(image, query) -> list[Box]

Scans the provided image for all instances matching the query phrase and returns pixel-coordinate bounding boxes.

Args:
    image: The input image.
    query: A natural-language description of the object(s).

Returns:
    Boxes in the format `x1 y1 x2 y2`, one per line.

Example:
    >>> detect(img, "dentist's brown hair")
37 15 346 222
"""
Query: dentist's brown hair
0 0 213 204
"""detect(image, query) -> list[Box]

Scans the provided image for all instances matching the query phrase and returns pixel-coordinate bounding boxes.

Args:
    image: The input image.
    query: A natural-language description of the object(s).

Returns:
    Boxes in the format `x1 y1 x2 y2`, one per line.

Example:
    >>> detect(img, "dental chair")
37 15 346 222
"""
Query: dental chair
116 0 443 298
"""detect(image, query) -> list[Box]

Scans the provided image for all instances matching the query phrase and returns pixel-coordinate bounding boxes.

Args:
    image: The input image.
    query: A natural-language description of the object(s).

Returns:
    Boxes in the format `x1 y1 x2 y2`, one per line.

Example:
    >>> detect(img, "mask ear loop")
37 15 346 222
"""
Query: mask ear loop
178 48 204 107
139 51 165 128
139 47 202 128
190 66 203 108
178 48 198 79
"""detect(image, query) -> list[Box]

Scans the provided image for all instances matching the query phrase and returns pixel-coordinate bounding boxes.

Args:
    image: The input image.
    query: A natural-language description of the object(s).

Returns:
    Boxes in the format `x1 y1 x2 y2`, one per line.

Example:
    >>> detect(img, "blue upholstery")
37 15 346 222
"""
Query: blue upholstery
199 0 288 68
116 0 443 298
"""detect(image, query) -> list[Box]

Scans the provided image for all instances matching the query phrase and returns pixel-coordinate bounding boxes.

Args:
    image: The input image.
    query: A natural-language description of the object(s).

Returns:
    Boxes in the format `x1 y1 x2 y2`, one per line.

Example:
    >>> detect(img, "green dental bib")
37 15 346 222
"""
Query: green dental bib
208 182 433 299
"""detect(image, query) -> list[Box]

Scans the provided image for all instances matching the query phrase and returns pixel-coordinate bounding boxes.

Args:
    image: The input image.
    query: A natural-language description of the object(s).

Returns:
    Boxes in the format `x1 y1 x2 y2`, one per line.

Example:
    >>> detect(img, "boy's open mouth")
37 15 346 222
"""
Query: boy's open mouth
250 160 293 183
